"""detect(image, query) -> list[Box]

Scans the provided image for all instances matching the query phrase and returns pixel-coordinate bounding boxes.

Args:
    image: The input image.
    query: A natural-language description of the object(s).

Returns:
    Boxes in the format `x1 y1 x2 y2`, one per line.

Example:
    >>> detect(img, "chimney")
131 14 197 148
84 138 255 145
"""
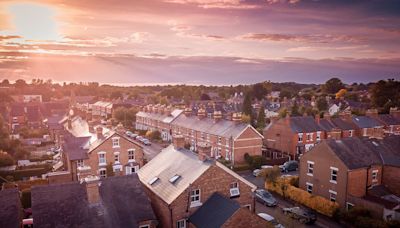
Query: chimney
67 116 72 129
96 126 103 139
88 121 95 133
116 122 124 134
390 107 400 119
285 114 290 125
84 176 101 204
197 108 206 119
339 110 352 122
197 142 211 161
315 115 320 124
172 135 185 149
366 109 379 119
232 112 242 123
213 111 222 122
330 128 342 140
184 107 192 116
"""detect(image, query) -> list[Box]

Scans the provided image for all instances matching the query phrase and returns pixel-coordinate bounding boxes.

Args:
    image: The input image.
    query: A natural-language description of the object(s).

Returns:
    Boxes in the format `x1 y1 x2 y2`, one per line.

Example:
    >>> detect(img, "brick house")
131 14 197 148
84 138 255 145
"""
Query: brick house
263 116 324 159
91 101 113 119
60 116 144 182
0 188 22 228
171 109 263 165
136 105 183 142
32 175 157 227
299 136 400 220
373 108 400 135
318 115 356 139
138 135 259 228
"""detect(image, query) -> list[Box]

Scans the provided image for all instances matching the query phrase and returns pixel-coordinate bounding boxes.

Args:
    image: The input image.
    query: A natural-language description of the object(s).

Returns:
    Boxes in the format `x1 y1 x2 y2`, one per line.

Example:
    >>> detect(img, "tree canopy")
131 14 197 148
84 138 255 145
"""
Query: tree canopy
323 78 345 94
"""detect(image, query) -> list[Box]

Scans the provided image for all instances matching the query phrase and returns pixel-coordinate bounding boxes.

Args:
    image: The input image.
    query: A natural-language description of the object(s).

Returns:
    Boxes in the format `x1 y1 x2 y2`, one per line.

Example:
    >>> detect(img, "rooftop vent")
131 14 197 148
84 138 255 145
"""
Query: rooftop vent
169 175 181 184
148 177 159 185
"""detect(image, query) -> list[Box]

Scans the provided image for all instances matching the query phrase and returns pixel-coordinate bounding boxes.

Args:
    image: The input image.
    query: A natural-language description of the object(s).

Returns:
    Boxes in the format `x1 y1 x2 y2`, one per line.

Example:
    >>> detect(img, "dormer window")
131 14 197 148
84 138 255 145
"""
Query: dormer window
169 175 181 184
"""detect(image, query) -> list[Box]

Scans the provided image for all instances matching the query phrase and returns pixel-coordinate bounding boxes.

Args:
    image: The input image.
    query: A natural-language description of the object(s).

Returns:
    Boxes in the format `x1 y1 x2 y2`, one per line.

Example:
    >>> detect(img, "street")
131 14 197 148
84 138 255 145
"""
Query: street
141 141 165 160
239 171 342 228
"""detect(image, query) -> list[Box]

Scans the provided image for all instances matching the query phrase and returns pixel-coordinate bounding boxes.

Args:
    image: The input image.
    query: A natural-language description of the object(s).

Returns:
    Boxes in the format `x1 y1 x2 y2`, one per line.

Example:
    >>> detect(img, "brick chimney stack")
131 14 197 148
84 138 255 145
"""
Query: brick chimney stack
213 111 222 122
339 110 352 122
116 122 124 134
172 135 185 150
96 126 103 139
84 176 101 204
197 108 206 119
315 114 320 124
184 107 192 116
330 128 342 140
232 112 242 124
197 142 212 161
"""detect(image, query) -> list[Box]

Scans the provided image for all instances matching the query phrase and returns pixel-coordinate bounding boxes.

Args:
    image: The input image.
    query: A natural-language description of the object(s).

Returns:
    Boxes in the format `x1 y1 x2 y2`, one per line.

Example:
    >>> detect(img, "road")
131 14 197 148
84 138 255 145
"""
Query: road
141 141 165 160
239 171 342 228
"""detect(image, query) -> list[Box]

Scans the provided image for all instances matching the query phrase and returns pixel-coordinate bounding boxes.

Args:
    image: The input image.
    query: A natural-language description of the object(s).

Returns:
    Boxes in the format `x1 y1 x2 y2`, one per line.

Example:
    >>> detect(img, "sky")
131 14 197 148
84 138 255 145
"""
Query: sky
0 0 399 85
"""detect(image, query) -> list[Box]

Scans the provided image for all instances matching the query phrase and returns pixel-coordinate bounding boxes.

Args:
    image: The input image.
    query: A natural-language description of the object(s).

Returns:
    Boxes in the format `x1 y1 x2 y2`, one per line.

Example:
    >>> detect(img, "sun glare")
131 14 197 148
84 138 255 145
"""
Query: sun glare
7 3 61 41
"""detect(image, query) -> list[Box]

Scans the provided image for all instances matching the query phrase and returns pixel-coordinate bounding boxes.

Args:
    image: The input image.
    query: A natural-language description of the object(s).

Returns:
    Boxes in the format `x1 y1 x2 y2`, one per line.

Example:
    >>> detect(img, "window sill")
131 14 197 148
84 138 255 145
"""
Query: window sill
98 163 107 167
190 202 202 208
307 173 313 177
330 180 337 184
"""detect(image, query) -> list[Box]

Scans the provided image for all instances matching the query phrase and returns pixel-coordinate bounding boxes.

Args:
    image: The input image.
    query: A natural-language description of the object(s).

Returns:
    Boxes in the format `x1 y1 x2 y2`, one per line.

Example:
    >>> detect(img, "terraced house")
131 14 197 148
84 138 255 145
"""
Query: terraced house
138 136 265 228
299 136 400 221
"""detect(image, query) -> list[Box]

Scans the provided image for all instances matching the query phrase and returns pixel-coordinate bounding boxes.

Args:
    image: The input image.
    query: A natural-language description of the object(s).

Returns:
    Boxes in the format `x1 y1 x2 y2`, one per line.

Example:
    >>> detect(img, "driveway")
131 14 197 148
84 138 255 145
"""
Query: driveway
239 171 341 228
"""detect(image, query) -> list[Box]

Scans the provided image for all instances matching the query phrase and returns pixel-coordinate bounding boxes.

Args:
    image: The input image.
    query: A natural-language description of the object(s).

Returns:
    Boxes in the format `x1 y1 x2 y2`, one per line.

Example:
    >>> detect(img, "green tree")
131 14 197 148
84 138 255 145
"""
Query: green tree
370 79 400 110
291 101 301 116
322 77 345 94
257 105 266 131
242 93 255 126
252 82 269 100
0 151 14 167
316 97 328 111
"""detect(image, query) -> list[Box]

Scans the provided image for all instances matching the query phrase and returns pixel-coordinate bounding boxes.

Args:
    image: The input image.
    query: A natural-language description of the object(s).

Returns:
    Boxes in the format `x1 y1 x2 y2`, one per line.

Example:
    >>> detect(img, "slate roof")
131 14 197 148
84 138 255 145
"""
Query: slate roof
330 118 356 130
62 134 90 160
26 105 41 122
32 182 92 228
189 193 240 228
326 137 382 170
138 145 256 205
172 114 257 139
352 116 383 128
365 136 400 167
377 114 400 126
0 188 21 228
10 104 24 116
99 175 156 227
136 109 183 124
290 116 323 133
32 175 155 228
318 119 335 131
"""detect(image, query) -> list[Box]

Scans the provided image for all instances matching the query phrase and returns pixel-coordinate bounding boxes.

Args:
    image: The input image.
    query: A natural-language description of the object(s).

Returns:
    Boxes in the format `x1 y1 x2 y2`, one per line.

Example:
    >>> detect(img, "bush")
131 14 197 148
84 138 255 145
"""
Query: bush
244 153 266 169
244 153 253 165
266 176 339 217
232 164 251 172
146 130 161 140
0 151 15 167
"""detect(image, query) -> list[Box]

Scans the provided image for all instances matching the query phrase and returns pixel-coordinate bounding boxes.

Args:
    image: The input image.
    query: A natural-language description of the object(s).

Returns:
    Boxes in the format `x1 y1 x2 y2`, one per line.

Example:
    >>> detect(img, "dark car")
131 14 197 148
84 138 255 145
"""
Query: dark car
255 189 277 207
282 207 317 224
279 160 298 173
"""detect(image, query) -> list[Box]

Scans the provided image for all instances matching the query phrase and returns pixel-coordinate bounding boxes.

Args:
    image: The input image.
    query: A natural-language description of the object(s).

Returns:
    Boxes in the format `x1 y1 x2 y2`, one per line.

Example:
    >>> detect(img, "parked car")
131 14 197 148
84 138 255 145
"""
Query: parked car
130 133 138 139
136 136 143 141
125 131 133 137
279 160 298 173
255 189 277 207
142 138 151 146
257 213 285 228
253 169 262 177
282 207 317 224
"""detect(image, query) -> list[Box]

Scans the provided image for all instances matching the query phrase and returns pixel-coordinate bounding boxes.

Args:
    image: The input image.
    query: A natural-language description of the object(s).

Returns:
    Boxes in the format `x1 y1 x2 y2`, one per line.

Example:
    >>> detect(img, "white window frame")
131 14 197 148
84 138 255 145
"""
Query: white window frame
139 225 150 228
349 130 354 137
114 151 120 164
190 189 201 207
112 137 120 148
307 161 314 176
329 190 337 202
372 170 378 183
346 202 355 211
128 149 135 162
306 182 313 194
230 182 240 197
330 167 338 184
177 219 186 228
77 159 84 168
316 131 321 141
99 168 107 178
98 152 106 166
125 165 139 175
298 133 303 143
363 128 368 137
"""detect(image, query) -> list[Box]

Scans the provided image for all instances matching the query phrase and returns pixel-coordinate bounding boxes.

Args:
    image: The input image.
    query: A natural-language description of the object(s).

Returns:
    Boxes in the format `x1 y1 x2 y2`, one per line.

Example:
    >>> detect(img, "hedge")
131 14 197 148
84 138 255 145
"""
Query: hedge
266 176 339 217
0 167 48 181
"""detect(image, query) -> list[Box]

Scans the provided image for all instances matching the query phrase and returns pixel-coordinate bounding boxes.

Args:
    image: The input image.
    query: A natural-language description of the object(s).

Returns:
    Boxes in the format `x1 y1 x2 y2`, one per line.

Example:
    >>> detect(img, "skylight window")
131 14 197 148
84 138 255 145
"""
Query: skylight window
169 175 181 184
372 141 379 147
148 177 159 185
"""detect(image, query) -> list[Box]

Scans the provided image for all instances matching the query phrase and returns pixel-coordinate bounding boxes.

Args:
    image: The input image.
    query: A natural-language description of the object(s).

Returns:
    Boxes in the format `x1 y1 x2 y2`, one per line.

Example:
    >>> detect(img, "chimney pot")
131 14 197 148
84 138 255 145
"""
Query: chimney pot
84 176 101 204
96 126 103 139
172 135 185 149
197 142 212 161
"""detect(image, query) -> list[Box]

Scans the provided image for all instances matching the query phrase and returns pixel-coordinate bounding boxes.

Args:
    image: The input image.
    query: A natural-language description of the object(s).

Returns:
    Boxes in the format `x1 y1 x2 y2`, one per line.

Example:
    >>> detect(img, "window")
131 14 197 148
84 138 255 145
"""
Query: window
169 175 181 184
128 149 135 161
298 133 303 143
349 130 354 137
148 177 159 185
306 133 312 141
307 161 314 176
99 169 107 178
126 166 138 175
346 202 354 211
316 131 321 141
98 152 106 165
372 170 378 182
243 204 251 210
330 167 338 184
177 219 186 228
329 190 337 202
139 225 150 228
114 153 120 163
112 137 120 148
306 182 313 194
230 182 240 197
77 160 84 167
190 189 201 207
218 136 222 144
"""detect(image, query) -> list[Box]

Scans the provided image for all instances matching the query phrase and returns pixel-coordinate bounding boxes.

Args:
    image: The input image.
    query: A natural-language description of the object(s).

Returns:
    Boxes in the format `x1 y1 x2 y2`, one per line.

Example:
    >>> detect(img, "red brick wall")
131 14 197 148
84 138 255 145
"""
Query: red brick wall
221 207 269 228
382 165 400 195
263 119 297 157
366 165 382 187
234 126 263 164
347 168 368 197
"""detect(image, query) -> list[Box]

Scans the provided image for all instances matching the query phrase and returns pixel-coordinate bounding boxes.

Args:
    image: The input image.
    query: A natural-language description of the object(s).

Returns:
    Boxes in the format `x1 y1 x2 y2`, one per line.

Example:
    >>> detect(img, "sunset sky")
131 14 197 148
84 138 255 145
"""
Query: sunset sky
0 0 399 85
